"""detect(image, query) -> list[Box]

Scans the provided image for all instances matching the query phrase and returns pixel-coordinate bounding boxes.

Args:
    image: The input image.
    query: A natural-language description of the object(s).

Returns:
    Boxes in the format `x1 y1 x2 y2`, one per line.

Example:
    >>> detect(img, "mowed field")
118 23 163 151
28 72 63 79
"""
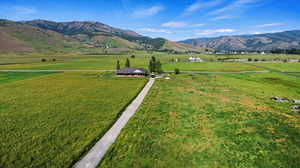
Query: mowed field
0 72 146 168
100 73 300 168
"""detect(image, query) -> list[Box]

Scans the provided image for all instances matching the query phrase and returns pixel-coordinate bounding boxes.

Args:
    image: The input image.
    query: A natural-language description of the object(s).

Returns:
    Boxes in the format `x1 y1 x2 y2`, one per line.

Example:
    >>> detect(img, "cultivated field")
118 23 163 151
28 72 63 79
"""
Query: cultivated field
0 72 146 168
100 73 300 168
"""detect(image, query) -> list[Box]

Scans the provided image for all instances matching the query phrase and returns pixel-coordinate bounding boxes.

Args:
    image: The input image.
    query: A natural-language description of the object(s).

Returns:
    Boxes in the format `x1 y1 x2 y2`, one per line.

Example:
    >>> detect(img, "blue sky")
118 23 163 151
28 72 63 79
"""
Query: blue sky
0 0 300 41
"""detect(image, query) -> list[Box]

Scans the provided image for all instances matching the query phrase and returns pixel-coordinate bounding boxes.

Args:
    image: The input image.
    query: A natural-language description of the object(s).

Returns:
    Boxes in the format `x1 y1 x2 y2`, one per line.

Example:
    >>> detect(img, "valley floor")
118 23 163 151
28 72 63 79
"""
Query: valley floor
0 52 300 168
0 72 146 168
100 73 300 168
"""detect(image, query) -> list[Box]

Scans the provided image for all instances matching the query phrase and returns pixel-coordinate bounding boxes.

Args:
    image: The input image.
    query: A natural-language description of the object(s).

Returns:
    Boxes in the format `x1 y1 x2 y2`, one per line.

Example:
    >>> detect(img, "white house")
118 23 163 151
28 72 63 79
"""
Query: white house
188 57 203 62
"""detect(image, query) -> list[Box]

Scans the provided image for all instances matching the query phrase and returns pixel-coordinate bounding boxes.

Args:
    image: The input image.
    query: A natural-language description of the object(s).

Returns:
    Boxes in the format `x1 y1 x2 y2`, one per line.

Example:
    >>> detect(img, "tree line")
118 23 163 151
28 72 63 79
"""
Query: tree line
270 48 300 54
116 56 163 74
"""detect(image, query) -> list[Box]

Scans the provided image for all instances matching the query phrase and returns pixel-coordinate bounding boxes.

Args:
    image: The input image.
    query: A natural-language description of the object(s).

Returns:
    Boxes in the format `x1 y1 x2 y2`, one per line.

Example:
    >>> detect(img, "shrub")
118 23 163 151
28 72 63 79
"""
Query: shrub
175 68 180 74
254 59 259 62
131 55 135 59
52 58 56 62
248 58 252 62
41 59 47 62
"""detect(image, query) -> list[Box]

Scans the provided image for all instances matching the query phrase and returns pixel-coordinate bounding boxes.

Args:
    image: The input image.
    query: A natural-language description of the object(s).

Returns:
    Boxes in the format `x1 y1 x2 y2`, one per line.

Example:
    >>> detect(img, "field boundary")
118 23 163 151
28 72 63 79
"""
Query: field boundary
0 70 115 72
243 63 300 78
0 70 275 73
73 78 155 168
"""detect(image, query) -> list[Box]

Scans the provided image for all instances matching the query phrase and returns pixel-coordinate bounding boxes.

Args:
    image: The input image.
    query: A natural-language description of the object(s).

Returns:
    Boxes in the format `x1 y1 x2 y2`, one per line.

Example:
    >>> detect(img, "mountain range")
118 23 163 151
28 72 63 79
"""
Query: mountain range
180 30 300 51
0 19 204 53
1 19 300 53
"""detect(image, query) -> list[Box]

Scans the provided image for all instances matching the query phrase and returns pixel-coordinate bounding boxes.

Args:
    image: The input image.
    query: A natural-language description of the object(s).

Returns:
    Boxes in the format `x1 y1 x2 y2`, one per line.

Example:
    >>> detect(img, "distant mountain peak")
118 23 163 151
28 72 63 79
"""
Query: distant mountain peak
180 30 300 51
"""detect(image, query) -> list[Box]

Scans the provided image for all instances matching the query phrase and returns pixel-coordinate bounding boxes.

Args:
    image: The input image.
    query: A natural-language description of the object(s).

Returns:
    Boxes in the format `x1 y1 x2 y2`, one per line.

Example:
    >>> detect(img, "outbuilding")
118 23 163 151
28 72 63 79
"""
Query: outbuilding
188 57 203 62
116 67 148 76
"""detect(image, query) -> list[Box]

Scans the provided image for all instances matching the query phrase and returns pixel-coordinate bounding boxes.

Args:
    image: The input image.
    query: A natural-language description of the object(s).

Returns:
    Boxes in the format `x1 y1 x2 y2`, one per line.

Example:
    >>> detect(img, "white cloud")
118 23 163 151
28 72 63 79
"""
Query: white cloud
257 23 283 28
186 0 224 13
192 24 206 27
12 6 37 15
140 28 172 34
252 32 261 34
211 15 235 21
162 21 187 28
209 0 258 15
195 29 235 35
251 30 282 35
132 6 164 18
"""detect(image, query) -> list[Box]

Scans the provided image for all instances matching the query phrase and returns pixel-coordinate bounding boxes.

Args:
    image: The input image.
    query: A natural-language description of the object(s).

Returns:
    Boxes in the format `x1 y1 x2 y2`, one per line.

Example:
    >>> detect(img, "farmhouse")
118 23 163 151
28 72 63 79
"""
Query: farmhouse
188 57 203 62
116 67 148 76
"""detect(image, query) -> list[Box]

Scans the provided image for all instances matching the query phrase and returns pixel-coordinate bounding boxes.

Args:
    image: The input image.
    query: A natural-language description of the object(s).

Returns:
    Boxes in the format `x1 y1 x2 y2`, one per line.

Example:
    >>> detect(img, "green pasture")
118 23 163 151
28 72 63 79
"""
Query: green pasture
0 72 146 168
100 73 300 168
0 52 271 72
252 62 300 72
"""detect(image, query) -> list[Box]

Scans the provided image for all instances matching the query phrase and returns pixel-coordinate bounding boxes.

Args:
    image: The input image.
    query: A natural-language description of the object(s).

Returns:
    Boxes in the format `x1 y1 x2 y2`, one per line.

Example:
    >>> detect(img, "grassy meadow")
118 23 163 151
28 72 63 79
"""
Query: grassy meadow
0 51 300 167
252 62 300 72
100 73 300 168
0 52 284 72
0 72 147 168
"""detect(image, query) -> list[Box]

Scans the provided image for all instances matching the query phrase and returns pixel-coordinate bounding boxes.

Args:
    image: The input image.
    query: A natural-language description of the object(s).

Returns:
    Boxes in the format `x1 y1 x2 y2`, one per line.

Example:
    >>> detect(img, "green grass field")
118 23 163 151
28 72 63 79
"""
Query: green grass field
0 52 269 72
0 72 146 168
100 73 300 168
252 62 300 72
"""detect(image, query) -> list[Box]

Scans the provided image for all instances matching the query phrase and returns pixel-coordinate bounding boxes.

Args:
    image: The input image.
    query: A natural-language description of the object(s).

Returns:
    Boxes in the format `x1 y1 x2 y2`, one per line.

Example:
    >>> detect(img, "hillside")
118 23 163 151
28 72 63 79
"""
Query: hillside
26 20 173 50
0 19 84 52
26 20 142 49
26 20 206 52
0 19 206 53
180 30 300 51
161 40 206 53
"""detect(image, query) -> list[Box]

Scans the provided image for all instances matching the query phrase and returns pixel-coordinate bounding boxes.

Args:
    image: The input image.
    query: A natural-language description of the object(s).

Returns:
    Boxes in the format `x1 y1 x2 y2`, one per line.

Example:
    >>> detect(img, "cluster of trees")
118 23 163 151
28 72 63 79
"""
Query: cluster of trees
248 58 266 62
116 59 129 70
116 56 135 70
148 56 162 74
116 56 163 74
271 48 300 54
41 58 56 62
116 56 185 75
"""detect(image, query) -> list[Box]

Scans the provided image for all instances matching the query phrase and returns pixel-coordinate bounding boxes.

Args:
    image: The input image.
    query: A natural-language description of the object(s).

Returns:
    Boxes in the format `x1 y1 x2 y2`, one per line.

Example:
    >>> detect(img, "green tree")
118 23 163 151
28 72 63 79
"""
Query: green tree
116 60 120 70
151 56 156 72
149 59 154 72
175 68 180 74
125 58 130 67
156 60 163 74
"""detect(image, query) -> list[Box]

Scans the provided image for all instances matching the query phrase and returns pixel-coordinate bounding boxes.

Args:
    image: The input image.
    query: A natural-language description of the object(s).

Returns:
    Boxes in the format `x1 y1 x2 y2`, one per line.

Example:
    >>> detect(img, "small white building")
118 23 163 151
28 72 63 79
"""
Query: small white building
188 57 203 62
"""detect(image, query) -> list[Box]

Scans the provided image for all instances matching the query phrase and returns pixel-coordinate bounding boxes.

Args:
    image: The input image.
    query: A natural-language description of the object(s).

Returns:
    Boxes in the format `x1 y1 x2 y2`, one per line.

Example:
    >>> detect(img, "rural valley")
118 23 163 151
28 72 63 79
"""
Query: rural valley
0 0 300 168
